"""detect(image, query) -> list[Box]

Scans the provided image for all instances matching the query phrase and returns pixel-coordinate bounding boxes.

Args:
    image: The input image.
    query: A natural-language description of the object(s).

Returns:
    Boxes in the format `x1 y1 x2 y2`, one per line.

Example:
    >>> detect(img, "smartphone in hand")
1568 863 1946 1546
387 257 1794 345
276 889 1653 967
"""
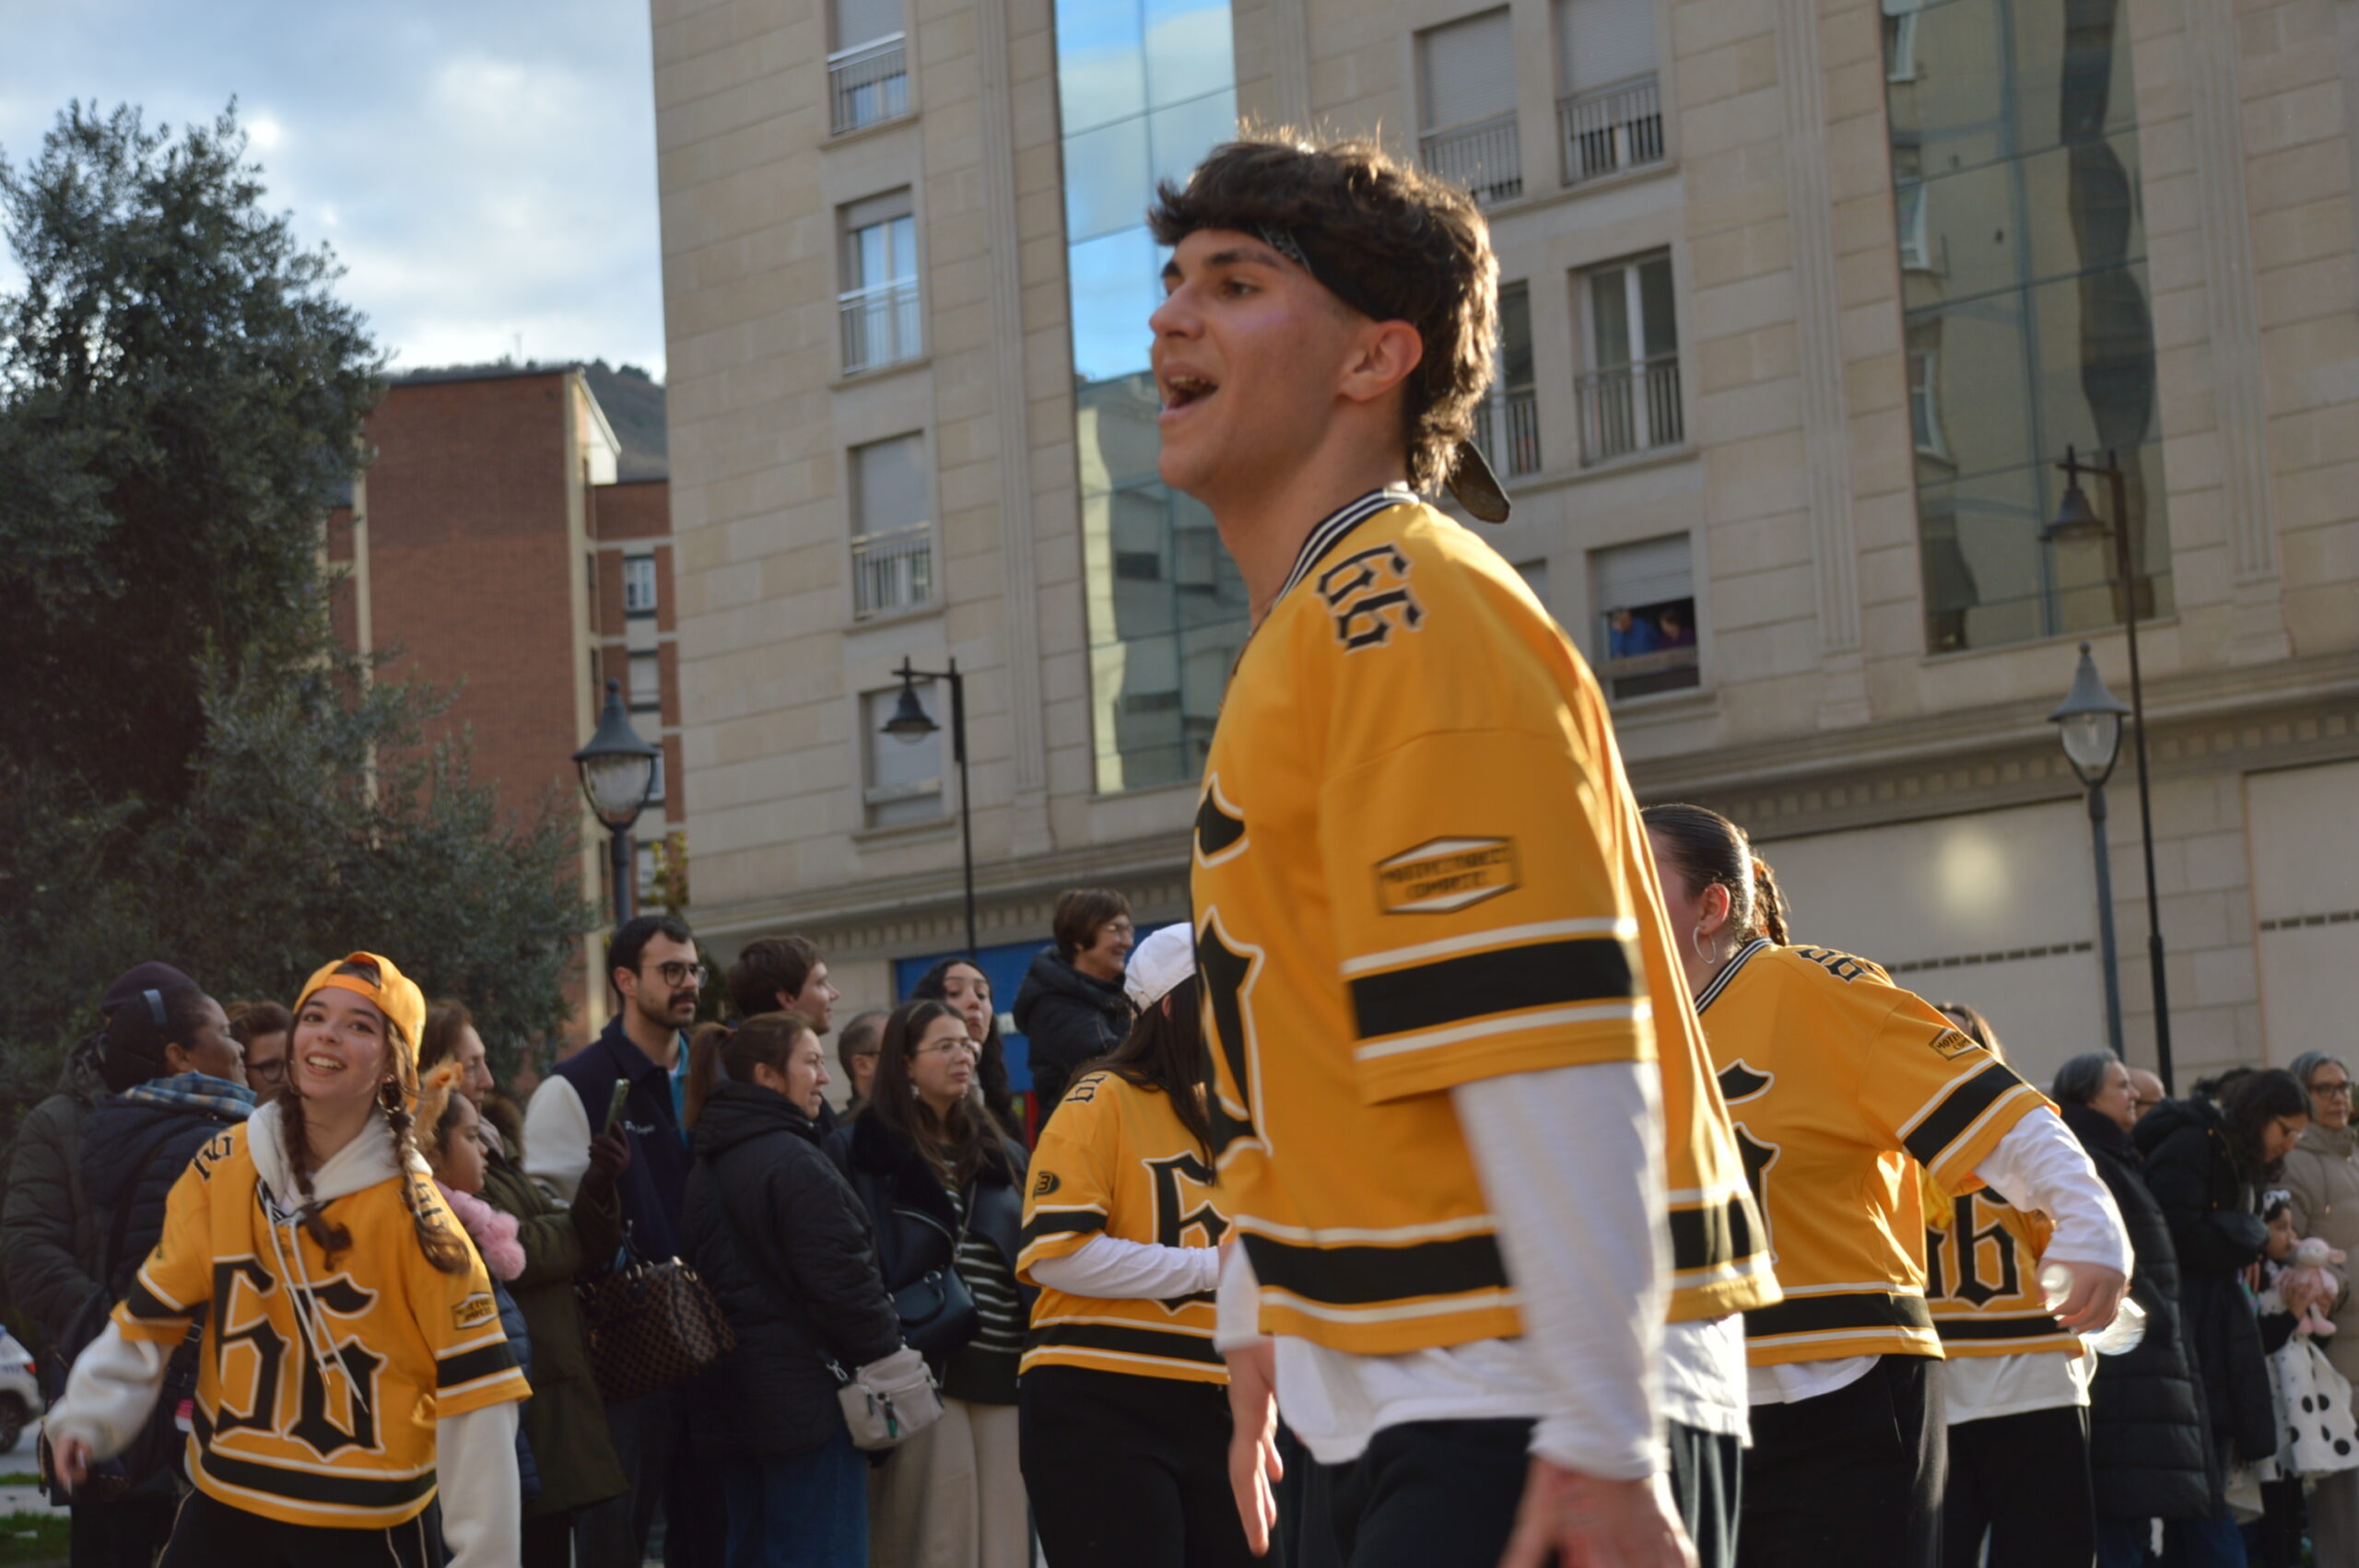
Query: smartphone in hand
604 1079 631 1136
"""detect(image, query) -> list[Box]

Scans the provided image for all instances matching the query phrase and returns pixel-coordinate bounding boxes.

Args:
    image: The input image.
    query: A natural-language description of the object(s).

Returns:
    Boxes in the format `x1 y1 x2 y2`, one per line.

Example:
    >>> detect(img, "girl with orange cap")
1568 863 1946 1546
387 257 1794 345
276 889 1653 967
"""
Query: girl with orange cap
47 953 530 1567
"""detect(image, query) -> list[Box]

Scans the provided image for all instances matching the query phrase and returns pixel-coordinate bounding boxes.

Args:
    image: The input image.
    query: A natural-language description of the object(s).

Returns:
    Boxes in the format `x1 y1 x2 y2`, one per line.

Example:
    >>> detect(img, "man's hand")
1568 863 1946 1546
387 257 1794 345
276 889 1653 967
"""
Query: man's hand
51 1435 91 1493
1501 1460 1696 1568
2048 1260 2130 1334
578 1130 631 1206
1225 1340 1283 1557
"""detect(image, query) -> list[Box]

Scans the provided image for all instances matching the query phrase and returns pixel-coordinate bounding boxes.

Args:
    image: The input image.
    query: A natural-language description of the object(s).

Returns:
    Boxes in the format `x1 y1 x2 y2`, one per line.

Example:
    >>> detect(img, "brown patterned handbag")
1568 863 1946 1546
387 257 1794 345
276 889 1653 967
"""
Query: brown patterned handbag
576 1235 737 1405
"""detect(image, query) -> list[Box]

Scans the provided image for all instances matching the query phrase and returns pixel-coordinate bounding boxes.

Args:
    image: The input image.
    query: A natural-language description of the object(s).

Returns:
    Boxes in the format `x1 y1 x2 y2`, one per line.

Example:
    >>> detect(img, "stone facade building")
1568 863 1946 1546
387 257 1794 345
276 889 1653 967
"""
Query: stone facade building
653 0 2359 1098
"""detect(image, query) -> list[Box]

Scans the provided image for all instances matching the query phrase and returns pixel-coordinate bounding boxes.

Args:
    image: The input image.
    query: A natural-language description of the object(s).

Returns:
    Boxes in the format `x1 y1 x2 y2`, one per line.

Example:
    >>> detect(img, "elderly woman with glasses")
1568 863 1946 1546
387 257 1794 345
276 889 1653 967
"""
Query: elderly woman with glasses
2284 1051 2359 1567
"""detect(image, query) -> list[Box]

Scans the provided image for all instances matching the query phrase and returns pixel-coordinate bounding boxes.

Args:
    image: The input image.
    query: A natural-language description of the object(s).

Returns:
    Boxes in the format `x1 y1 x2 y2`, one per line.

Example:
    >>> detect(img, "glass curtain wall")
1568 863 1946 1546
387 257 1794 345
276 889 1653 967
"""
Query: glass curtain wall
1056 0 1241 793
1884 0 2169 653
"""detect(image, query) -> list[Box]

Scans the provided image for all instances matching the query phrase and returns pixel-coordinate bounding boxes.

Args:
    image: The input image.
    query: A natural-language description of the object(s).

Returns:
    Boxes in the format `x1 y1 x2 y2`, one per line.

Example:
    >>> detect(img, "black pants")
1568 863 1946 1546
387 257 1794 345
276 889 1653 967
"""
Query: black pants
68 1489 176 1568
157 1490 443 1567
1325 1418 1531 1568
1943 1405 2095 1568
1741 1356 1947 1568
521 1509 576 1568
1021 1365 1257 1568
1670 1421 1743 1568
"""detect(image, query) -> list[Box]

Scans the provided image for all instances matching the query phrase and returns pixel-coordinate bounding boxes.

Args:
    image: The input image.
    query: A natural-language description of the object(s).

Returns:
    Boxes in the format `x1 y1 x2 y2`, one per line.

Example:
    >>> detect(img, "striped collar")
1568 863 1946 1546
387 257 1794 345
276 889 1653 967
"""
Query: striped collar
1695 937 1775 1014
1273 486 1420 607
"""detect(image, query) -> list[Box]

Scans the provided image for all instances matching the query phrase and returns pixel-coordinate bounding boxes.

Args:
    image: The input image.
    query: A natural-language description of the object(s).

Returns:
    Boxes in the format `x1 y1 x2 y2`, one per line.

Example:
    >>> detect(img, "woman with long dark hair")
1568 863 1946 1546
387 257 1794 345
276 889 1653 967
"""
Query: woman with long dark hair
830 1000 1032 1568
2136 1067 2309 1565
1017 923 1250 1567
909 958 1024 1140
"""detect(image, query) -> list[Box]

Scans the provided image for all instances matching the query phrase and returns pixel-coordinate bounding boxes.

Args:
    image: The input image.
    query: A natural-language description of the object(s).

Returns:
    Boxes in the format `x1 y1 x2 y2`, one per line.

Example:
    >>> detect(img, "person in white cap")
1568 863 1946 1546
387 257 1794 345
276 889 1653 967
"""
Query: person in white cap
1015 922 1252 1566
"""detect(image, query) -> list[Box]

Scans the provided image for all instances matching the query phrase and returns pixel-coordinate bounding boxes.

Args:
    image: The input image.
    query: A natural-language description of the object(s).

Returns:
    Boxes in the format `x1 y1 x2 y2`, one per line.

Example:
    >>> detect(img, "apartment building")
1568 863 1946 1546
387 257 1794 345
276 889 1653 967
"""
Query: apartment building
330 366 686 1044
654 0 2359 1093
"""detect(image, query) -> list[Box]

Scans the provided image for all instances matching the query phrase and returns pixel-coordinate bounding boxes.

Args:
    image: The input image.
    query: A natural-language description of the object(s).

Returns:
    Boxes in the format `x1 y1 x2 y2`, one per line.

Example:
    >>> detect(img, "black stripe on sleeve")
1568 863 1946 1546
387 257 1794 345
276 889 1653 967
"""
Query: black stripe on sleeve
1027 1322 1224 1366
436 1340 520 1390
1242 1231 1508 1309
1935 1313 2072 1344
1743 1291 1935 1340
1901 1062 2030 1168
1348 938 1638 1041
123 1279 183 1324
1020 1211 1109 1249
1667 1192 1764 1278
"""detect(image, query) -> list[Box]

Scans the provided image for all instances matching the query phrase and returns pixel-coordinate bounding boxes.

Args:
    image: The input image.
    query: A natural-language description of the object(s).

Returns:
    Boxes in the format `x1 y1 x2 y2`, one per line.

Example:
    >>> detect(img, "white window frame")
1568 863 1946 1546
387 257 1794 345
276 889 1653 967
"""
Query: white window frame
628 650 662 713
1885 11 1919 82
1896 180 1933 273
1908 346 1948 460
623 554 657 616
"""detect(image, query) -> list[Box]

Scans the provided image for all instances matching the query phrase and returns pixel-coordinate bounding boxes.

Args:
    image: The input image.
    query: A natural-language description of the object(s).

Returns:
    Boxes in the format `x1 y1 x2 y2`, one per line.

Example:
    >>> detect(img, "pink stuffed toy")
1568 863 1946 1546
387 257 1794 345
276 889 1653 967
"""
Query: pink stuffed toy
436 1181 526 1282
2281 1235 2345 1338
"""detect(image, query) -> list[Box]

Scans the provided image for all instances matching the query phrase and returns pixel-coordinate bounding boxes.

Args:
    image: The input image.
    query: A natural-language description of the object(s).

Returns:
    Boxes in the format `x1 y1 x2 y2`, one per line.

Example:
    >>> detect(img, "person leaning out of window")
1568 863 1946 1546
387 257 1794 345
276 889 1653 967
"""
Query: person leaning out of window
2282 1051 2359 1568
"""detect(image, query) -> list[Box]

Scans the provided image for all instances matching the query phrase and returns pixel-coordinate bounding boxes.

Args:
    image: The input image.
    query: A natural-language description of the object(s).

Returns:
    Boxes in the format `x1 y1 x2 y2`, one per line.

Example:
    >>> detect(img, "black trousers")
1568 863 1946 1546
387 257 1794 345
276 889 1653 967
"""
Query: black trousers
1021 1364 1258 1568
68 1488 176 1568
1741 1356 1947 1568
1325 1418 1531 1568
1943 1405 2095 1568
157 1490 443 1567
1670 1421 1743 1568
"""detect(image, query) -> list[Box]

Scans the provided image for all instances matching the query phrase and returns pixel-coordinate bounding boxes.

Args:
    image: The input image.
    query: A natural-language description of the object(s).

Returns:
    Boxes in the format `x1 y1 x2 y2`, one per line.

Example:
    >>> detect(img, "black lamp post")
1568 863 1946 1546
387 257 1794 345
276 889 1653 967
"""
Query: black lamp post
572 677 662 927
2050 642 2133 1059
2047 447 2174 1092
882 657 977 957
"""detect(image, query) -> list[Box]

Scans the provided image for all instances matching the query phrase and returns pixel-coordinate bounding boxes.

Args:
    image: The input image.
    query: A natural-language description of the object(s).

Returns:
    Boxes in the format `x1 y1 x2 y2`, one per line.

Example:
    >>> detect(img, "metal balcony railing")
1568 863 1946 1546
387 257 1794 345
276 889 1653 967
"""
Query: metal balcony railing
839 277 921 374
830 34 910 135
1578 354 1684 464
1558 74 1664 187
1472 386 1543 477
1419 112 1523 207
851 522 933 617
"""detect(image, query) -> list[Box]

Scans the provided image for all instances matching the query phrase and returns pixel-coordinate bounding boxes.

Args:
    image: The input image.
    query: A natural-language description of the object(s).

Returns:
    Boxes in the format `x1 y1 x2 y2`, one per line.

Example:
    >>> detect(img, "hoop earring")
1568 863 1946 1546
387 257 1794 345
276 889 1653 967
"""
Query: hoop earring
1691 924 1716 965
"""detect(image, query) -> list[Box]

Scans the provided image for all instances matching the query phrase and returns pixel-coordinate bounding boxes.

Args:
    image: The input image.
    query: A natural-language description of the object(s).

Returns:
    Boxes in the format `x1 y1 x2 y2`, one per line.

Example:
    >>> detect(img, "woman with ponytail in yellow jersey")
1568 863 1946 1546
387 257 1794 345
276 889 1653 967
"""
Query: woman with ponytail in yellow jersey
49 954 529 1568
1642 806 2130 1568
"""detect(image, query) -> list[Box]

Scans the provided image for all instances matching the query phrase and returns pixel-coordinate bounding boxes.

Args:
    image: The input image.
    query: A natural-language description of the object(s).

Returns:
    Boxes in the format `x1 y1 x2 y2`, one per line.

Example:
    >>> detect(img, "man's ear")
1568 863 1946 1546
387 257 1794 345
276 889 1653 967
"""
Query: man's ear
612 967 637 1000
1336 319 1426 409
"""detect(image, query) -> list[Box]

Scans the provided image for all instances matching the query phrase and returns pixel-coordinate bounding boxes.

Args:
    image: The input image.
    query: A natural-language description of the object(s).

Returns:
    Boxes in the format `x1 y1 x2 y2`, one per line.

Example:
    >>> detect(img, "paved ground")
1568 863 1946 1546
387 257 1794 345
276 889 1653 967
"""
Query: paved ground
0 1423 61 1515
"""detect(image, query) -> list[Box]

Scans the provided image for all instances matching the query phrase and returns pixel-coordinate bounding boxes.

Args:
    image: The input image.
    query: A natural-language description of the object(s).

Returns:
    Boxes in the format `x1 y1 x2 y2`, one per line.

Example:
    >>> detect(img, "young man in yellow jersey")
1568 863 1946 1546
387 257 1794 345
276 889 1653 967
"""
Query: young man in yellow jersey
1152 135 1775 1568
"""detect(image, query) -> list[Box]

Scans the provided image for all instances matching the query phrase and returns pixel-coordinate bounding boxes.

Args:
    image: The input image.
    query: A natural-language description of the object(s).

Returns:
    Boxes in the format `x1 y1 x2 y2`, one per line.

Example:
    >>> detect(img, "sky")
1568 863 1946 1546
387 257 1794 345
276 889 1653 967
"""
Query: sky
0 0 667 378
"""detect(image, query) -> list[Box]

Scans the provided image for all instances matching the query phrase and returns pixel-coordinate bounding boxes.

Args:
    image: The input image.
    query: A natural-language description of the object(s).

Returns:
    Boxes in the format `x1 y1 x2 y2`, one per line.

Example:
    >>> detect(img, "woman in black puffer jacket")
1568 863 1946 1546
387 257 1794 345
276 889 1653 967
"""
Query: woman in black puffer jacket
2134 1070 2310 1563
2051 1053 2217 1553
679 1012 904 1568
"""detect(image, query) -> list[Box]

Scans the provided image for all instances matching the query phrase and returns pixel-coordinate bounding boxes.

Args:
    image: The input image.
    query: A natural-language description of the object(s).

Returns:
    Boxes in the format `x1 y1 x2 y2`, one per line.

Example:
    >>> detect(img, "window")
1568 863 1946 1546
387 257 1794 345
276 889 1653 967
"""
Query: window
829 0 907 133
647 752 666 806
851 434 933 617
1907 325 1948 460
623 554 657 616
1417 10 1521 205
635 842 659 902
840 191 921 373
1883 0 1923 81
1473 282 1542 477
629 650 661 712
1554 0 1663 185
1895 180 1931 271
1578 252 1683 463
863 685 944 827
1590 534 1699 700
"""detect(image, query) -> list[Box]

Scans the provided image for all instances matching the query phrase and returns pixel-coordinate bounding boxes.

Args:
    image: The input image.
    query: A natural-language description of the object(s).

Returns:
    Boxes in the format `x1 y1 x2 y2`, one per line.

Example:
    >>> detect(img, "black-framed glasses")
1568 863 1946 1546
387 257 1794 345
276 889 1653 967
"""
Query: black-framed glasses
652 961 709 989
2313 1081 2354 1099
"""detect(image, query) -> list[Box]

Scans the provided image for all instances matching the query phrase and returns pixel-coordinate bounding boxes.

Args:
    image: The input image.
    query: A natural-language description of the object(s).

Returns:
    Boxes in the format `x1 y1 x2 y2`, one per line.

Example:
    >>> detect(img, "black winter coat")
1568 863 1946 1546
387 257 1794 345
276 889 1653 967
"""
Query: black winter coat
0 1046 109 1349
681 1082 901 1459
1012 950 1131 1131
2059 1102 2218 1520
826 1108 1032 1360
2135 1096 2276 1469
82 1093 246 1299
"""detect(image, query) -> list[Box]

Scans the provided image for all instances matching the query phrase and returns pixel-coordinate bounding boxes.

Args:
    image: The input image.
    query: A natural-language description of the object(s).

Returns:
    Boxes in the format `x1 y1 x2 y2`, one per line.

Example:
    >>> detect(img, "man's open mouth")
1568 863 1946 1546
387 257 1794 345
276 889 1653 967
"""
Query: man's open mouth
1162 374 1217 410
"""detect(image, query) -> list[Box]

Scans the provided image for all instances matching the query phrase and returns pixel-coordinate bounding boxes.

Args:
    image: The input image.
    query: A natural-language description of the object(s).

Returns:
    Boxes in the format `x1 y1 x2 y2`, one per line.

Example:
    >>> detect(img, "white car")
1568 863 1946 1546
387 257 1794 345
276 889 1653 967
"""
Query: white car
0 1332 44 1451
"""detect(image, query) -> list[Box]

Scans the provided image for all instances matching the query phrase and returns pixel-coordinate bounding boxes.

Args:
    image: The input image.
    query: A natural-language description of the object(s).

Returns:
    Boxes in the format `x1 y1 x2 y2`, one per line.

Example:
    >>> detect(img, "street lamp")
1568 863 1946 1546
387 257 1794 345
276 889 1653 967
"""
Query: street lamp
882 657 978 956
2047 446 2174 1092
2050 643 2132 1058
572 677 661 926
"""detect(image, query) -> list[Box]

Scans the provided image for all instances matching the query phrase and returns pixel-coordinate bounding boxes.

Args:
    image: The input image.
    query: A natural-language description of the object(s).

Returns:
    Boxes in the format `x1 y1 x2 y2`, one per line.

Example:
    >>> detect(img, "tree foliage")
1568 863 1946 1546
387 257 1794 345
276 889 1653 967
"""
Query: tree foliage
0 103 588 1108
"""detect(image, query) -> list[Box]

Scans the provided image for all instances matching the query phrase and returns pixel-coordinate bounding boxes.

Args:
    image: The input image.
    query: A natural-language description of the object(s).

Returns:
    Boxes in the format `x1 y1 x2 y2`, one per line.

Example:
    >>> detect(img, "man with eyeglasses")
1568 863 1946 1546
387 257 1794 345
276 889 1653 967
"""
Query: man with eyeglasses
524 913 710 1568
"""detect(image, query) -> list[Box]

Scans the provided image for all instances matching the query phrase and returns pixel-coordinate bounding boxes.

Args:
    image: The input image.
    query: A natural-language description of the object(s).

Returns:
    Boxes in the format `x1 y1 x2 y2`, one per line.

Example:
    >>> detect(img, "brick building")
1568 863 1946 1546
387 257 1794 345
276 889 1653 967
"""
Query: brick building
328 364 682 1047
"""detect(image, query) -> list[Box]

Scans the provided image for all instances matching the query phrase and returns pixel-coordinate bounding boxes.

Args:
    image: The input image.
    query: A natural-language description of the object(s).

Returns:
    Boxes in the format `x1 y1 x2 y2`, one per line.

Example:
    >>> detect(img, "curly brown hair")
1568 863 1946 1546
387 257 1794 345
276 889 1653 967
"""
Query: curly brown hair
1147 132 1499 494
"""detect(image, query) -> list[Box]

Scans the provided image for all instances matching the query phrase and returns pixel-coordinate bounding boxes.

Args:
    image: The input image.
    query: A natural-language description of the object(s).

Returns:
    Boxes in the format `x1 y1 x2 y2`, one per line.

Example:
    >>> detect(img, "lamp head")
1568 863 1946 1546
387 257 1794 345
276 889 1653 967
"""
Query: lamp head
2048 642 2130 787
2046 445 2109 544
572 677 661 830
882 664 939 746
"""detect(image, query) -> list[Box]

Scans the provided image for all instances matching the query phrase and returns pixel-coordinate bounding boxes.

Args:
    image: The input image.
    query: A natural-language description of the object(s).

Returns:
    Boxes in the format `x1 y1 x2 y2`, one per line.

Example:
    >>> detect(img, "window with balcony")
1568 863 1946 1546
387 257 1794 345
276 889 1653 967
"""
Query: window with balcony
1555 0 1662 185
623 554 657 617
830 0 908 133
1473 281 1542 477
1590 533 1698 700
628 650 661 712
1417 9 1521 206
851 433 933 618
863 685 944 827
840 191 921 374
1578 252 1682 463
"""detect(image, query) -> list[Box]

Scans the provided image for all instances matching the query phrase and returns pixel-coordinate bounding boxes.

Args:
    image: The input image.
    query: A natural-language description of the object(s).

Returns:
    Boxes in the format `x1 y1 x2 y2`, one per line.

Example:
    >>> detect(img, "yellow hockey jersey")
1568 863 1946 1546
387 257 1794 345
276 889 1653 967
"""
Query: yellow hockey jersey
1016 1070 1228 1384
1192 492 1776 1356
1694 938 2051 1365
112 1126 528 1527
1924 1177 2078 1359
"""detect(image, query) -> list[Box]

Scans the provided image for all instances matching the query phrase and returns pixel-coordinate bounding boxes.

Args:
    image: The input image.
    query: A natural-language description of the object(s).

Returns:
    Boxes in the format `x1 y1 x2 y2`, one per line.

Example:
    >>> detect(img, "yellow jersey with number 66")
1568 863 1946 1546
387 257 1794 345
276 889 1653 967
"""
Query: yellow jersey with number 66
1191 491 1777 1357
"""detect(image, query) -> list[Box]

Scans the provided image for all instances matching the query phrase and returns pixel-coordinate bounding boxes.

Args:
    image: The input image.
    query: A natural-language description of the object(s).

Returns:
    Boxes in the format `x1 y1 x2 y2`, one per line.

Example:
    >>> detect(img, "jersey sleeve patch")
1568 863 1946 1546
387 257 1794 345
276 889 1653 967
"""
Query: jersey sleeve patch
1375 837 1519 916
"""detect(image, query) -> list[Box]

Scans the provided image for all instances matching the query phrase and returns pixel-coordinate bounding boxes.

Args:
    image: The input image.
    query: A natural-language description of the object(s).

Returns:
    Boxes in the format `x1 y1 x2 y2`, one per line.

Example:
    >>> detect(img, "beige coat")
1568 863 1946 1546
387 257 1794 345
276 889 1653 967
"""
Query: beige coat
2283 1119 2359 1384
